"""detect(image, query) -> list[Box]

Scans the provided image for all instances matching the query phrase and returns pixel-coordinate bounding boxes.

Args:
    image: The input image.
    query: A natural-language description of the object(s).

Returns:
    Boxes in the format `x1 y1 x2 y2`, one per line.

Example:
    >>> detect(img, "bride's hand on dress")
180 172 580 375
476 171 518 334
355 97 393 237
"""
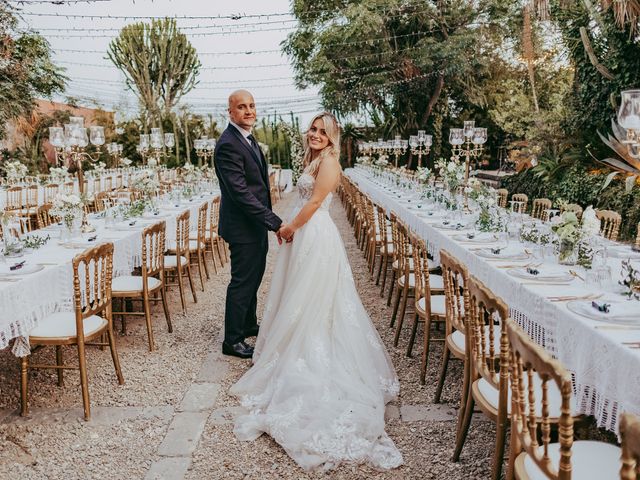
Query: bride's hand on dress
279 224 295 243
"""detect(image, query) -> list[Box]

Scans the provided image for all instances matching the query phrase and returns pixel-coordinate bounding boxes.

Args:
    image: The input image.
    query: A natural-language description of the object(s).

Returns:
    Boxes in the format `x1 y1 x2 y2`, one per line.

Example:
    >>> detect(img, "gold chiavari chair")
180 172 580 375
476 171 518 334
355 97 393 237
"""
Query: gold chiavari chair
93 177 101 194
5 186 23 215
635 222 640 251
453 275 510 480
386 212 403 305
43 183 59 204
165 210 197 313
20 243 124 420
63 181 74 194
620 412 640 480
269 171 278 206
104 176 113 192
496 188 508 208
511 193 528 213
94 191 113 212
188 202 211 288
112 222 171 351
204 196 226 269
596 209 622 241
36 204 57 229
505 318 620 480
375 205 394 294
434 250 469 410
531 198 552 220
408 234 446 383
561 203 583 221
115 174 123 189
24 185 39 230
363 196 379 274
389 219 413 322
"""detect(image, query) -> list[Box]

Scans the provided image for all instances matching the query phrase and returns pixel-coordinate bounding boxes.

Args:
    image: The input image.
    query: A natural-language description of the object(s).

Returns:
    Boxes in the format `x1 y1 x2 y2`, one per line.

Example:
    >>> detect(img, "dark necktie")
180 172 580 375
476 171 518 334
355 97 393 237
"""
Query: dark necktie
246 134 264 168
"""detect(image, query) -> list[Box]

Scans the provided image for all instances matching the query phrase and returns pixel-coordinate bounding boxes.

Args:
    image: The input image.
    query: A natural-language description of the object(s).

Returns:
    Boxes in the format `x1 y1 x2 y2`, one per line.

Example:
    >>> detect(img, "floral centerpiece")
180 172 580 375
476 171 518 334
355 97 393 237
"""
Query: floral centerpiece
92 161 107 175
3 161 28 183
50 193 84 237
133 171 160 199
435 158 466 194
466 179 504 232
356 155 372 167
619 259 640 300
147 157 158 168
416 166 431 183
120 158 132 167
49 166 68 184
551 211 582 264
374 155 389 168
181 162 203 198
0 211 23 256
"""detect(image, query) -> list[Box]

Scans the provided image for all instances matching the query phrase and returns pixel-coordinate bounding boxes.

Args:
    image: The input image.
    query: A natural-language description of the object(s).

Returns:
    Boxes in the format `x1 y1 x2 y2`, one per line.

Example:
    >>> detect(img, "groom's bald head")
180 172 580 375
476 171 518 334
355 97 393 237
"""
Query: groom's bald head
228 90 256 130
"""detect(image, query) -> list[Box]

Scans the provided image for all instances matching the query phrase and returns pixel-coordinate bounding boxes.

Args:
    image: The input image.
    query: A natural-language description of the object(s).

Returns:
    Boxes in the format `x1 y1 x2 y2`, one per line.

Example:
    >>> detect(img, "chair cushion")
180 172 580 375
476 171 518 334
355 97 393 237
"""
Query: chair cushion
476 373 574 416
164 255 188 268
450 324 498 354
112 275 162 293
167 239 204 252
417 295 447 316
400 273 444 290
29 312 107 339
519 441 620 480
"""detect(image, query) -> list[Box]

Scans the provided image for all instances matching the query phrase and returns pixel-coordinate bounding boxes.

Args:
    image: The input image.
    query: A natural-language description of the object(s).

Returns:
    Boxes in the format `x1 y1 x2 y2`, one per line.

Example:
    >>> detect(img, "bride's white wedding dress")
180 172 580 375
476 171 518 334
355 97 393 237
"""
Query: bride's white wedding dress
230 172 403 471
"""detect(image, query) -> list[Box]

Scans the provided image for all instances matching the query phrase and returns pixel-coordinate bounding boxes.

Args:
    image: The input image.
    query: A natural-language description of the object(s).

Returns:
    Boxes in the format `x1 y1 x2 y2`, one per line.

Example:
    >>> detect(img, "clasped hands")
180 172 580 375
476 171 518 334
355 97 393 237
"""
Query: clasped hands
276 223 295 245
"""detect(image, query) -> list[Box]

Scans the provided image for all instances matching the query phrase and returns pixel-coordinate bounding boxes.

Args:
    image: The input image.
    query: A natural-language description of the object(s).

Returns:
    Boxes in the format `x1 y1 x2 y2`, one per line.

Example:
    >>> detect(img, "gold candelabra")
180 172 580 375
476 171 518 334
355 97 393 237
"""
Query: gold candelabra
409 130 433 168
449 121 487 210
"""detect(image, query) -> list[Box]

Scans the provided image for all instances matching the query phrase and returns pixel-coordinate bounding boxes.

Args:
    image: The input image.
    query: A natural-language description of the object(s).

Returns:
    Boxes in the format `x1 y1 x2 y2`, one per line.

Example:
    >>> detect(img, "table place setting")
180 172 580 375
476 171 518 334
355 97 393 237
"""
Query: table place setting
566 298 640 325
451 231 498 243
507 265 576 284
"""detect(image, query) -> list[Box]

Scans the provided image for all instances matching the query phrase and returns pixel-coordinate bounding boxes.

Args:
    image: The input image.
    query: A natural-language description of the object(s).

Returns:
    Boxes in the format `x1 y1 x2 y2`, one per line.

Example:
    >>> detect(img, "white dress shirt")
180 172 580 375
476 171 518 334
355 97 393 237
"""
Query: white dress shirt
229 121 253 146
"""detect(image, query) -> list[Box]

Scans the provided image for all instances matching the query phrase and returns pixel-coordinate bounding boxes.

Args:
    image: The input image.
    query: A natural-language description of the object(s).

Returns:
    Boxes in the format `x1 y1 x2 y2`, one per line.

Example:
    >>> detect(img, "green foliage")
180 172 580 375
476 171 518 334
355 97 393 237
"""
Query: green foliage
502 166 640 240
0 2 66 140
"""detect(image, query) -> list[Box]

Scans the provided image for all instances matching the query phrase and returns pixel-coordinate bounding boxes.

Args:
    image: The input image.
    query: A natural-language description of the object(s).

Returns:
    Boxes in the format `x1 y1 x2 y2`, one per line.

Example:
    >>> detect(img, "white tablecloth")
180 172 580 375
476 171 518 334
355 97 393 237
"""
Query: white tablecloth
278 169 293 193
346 168 640 433
0 192 219 356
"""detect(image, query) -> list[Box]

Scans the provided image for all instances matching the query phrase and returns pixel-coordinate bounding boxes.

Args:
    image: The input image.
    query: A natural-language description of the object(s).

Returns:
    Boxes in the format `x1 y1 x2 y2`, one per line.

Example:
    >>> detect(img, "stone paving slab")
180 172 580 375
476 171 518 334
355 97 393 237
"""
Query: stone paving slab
400 403 458 422
179 383 220 413
157 411 210 457
144 457 192 480
196 351 230 384
0 405 174 425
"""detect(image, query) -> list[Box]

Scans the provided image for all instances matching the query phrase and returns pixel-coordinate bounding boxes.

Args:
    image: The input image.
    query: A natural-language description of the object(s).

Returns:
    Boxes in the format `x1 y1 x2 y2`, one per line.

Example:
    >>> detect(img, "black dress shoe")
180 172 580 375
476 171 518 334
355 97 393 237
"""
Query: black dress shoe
222 341 254 359
245 325 260 338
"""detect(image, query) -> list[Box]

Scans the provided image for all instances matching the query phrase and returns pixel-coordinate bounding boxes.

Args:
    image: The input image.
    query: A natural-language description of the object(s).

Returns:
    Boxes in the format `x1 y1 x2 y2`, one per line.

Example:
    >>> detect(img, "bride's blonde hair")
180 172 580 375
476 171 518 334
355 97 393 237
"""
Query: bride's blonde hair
302 112 340 177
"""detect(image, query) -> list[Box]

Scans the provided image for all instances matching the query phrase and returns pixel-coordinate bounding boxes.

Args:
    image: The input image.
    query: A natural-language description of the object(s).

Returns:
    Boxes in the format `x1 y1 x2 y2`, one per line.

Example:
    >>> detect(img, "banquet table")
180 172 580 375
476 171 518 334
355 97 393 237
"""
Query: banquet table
0 191 219 357
346 167 640 433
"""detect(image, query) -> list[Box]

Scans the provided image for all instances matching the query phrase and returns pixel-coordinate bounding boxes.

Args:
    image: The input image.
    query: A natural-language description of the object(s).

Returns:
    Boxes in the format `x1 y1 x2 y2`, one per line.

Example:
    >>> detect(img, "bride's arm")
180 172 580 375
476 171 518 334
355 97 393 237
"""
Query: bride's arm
284 157 341 236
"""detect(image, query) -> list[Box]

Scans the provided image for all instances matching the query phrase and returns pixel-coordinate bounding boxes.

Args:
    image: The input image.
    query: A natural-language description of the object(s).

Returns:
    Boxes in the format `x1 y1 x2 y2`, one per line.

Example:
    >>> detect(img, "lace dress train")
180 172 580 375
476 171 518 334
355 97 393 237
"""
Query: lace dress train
230 173 403 471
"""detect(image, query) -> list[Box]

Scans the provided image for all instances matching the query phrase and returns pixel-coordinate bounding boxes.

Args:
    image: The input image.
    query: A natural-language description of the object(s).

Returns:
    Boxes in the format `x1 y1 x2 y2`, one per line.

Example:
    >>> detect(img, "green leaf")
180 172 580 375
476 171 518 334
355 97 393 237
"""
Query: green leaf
602 171 619 190
625 175 637 193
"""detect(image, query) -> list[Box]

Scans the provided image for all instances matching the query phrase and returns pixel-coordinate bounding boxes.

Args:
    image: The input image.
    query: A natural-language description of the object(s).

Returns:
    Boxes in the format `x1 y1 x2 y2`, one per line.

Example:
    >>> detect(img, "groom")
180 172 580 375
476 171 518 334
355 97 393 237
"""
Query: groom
214 90 291 359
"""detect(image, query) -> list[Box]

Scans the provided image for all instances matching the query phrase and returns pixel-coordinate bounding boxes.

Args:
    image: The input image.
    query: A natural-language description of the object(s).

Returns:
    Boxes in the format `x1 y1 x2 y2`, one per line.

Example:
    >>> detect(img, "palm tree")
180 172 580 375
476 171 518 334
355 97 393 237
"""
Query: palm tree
341 123 363 168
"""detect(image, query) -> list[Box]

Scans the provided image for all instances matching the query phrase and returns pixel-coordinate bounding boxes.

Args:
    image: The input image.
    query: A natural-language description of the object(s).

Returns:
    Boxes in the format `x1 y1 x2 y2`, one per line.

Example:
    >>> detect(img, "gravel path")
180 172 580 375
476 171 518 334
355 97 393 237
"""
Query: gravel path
0 192 496 479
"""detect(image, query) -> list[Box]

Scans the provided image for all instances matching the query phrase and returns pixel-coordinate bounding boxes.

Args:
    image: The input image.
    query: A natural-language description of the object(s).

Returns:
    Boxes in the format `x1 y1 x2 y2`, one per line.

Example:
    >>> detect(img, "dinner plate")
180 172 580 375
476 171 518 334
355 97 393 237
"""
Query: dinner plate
0 263 44 276
452 232 497 243
475 248 530 261
142 212 171 219
566 299 640 325
507 267 574 283
112 221 145 231
607 246 640 260
435 222 468 231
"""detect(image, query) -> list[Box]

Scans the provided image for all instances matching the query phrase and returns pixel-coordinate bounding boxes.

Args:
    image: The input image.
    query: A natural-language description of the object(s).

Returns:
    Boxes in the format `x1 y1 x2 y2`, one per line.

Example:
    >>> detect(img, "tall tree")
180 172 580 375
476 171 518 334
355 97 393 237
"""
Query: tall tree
108 18 201 129
283 0 512 139
0 2 66 141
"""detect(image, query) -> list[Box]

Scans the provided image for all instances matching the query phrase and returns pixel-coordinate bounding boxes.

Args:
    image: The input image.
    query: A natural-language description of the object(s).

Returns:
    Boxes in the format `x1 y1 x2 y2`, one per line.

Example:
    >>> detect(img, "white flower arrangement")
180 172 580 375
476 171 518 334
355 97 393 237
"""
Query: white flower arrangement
147 157 158 168
50 193 84 229
120 158 132 166
581 206 601 238
356 155 372 166
258 142 269 157
132 171 160 198
182 162 203 184
93 161 106 174
4 161 28 182
279 122 304 183
49 166 68 184
416 166 431 183
374 155 389 167
436 159 466 192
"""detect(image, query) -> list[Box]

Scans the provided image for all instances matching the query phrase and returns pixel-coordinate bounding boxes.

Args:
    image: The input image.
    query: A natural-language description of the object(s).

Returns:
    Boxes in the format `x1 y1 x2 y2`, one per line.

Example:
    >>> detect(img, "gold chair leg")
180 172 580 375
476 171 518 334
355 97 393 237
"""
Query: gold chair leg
200 248 210 280
386 270 396 306
193 251 205 292
453 382 475 461
434 343 451 399
175 265 187 314
56 345 64 386
407 313 420 357
215 240 225 266
393 286 408 346
492 408 508 480
20 356 29 416
143 294 155 351
390 283 401 328
420 316 433 383
106 323 124 385
77 341 91 421
160 286 172 333
186 265 198 303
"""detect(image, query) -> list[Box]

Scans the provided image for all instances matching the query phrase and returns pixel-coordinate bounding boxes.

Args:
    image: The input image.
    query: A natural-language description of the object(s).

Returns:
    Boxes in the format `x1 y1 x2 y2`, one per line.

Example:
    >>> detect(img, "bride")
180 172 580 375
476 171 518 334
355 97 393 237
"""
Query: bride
230 112 403 471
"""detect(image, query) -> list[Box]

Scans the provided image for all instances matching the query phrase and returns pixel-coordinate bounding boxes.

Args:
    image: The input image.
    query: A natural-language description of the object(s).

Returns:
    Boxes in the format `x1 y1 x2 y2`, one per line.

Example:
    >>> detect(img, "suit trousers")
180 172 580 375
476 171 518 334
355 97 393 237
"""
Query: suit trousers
224 235 268 345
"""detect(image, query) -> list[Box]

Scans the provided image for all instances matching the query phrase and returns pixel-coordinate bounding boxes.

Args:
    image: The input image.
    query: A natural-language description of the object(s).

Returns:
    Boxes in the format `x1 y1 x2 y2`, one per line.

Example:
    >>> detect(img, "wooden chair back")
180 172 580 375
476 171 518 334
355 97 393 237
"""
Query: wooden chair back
505 317 574 480
175 210 190 258
63 181 74 194
93 177 101 194
116 175 123 189
141 222 166 287
496 188 508 208
104 176 113 192
5 186 23 212
635 222 640 251
376 204 389 251
440 249 469 336
411 232 434 313
72 242 114 341
44 184 59 204
25 185 38 208
596 209 622 241
511 193 528 213
467 275 510 398
532 198 552 220
196 201 208 245
36 204 56 229
620 412 640 480
209 196 221 236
